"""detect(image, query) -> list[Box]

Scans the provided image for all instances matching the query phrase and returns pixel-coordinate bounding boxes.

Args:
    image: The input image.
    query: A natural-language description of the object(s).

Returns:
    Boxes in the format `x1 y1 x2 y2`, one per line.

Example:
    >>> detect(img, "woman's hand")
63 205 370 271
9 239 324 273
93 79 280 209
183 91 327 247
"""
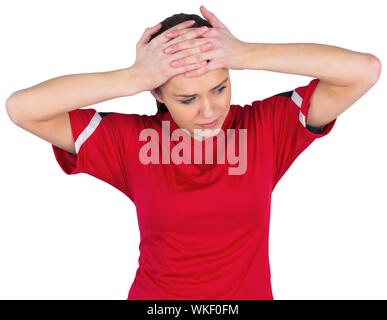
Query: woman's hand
132 20 215 90
163 5 249 77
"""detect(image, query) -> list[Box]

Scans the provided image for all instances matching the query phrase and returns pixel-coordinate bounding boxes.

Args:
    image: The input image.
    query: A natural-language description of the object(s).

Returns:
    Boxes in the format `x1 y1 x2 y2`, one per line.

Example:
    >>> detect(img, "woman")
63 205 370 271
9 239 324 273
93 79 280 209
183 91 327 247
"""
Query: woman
6 5 381 300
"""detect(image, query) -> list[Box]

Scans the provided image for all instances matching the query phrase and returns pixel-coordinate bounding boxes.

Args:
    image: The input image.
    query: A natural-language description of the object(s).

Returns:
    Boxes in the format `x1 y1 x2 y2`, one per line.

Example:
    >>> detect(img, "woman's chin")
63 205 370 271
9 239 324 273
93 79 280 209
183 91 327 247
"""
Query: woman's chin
192 127 222 141
191 116 224 140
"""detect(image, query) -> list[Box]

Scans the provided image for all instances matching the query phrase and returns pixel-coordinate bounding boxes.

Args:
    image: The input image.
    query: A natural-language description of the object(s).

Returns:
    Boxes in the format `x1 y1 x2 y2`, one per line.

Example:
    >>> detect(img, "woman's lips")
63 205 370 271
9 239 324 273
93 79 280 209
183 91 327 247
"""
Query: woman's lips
198 118 219 129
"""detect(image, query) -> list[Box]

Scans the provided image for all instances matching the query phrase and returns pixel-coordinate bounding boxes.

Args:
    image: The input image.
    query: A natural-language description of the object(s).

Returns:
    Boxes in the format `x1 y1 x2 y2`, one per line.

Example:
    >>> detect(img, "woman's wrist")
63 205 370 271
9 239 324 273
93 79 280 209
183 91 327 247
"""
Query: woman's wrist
109 66 147 97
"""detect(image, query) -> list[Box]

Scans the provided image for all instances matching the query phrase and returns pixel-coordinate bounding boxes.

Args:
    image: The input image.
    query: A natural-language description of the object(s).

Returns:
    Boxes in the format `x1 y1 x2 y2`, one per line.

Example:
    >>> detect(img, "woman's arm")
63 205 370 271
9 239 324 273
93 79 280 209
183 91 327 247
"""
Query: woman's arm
6 66 145 123
238 42 381 127
175 7 381 127
240 42 381 86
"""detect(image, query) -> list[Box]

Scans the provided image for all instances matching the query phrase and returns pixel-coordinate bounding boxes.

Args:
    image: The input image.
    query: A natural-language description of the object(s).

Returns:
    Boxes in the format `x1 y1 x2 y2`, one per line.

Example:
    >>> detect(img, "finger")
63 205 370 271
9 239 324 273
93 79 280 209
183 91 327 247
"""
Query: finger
164 27 192 39
163 26 208 53
183 51 224 77
163 37 214 55
172 60 209 76
164 25 210 46
184 59 220 77
152 20 196 46
184 63 211 78
165 25 208 39
137 22 162 46
169 48 219 68
199 5 227 29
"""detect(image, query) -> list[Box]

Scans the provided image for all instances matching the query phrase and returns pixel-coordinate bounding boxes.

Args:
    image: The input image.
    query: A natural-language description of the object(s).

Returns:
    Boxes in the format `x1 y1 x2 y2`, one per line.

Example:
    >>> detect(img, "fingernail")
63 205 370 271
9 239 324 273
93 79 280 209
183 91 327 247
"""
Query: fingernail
165 46 172 53
200 26 208 32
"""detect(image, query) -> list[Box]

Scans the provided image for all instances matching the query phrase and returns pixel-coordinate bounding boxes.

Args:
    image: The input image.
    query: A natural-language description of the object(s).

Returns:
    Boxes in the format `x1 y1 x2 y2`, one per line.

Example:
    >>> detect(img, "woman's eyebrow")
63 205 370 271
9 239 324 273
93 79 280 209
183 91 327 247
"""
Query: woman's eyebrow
173 77 228 97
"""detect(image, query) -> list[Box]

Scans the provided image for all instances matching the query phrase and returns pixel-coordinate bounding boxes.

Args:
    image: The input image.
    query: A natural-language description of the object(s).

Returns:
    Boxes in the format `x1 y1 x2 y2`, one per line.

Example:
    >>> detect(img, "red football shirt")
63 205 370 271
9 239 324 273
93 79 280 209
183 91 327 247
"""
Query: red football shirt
52 78 336 299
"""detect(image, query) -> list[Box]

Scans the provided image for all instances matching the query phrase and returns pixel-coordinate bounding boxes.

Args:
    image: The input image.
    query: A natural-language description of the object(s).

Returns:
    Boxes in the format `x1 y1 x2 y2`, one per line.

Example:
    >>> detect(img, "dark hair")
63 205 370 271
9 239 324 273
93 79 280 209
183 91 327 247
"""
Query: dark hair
148 13 213 114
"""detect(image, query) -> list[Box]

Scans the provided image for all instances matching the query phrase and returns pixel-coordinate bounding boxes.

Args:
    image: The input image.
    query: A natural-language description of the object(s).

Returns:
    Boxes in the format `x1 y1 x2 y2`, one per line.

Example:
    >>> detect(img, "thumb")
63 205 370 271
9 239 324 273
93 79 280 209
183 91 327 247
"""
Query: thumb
200 5 227 28
137 23 162 46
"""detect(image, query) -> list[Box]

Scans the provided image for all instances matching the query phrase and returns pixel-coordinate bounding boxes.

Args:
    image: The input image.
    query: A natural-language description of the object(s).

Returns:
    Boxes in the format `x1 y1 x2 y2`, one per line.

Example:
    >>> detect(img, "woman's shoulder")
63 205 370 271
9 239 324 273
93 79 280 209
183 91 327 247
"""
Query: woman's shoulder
112 111 161 127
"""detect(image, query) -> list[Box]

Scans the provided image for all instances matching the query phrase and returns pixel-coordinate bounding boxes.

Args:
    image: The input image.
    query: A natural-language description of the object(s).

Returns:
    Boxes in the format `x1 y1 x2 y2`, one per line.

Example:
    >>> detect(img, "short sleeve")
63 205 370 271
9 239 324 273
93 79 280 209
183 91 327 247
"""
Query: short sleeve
51 108 133 197
255 78 337 187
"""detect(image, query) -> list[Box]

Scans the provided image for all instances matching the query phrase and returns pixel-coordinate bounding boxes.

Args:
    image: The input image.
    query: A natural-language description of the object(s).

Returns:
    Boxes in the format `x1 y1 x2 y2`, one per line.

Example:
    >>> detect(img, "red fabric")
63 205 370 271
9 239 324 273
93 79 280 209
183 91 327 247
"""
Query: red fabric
52 78 336 299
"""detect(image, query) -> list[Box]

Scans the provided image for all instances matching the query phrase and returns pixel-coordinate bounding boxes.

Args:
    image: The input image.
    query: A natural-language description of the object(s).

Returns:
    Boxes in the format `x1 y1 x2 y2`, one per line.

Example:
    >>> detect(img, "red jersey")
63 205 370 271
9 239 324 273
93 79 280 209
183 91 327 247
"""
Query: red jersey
52 78 336 299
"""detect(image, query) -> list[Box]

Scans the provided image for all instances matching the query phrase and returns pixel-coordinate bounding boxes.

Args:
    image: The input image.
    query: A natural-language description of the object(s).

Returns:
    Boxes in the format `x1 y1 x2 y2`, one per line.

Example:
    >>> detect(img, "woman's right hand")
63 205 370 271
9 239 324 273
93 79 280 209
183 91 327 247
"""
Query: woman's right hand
132 20 213 91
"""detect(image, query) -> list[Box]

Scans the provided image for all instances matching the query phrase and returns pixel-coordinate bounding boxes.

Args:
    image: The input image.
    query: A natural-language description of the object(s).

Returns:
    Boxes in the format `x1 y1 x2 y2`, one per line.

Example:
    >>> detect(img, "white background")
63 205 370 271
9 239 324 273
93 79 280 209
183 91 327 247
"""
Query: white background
1 0 386 299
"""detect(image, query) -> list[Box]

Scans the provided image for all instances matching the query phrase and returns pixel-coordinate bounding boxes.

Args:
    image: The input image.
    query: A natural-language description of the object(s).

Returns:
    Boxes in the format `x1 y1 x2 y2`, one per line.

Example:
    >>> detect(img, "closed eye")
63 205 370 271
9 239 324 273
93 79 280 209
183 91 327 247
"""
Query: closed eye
180 86 227 105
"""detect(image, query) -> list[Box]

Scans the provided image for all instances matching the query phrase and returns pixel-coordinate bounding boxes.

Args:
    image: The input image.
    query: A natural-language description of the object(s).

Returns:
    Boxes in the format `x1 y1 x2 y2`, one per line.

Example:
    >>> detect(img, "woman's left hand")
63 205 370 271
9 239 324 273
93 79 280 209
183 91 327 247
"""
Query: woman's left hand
164 5 249 77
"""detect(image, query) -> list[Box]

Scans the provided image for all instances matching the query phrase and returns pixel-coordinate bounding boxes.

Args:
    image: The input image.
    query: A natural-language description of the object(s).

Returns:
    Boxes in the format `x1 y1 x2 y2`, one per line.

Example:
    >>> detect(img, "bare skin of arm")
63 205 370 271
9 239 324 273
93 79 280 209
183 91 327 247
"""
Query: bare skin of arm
5 66 143 123
4 20 220 155
5 67 145 156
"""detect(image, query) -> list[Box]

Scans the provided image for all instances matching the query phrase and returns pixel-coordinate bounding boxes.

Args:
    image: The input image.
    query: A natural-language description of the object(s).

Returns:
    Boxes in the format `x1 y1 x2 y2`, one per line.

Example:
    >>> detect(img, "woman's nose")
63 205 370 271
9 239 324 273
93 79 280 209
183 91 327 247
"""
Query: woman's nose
199 102 215 118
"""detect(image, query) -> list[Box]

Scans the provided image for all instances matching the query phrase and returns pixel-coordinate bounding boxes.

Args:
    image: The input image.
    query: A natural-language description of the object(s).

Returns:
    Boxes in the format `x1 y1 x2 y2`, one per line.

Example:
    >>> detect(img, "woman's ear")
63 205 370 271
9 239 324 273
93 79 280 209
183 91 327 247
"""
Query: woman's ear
150 89 165 104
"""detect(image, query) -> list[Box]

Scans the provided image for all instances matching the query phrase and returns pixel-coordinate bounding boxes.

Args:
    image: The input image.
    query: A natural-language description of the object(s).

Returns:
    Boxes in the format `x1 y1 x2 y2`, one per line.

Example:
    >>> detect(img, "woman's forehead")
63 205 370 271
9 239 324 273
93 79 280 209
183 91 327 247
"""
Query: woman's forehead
166 69 229 93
